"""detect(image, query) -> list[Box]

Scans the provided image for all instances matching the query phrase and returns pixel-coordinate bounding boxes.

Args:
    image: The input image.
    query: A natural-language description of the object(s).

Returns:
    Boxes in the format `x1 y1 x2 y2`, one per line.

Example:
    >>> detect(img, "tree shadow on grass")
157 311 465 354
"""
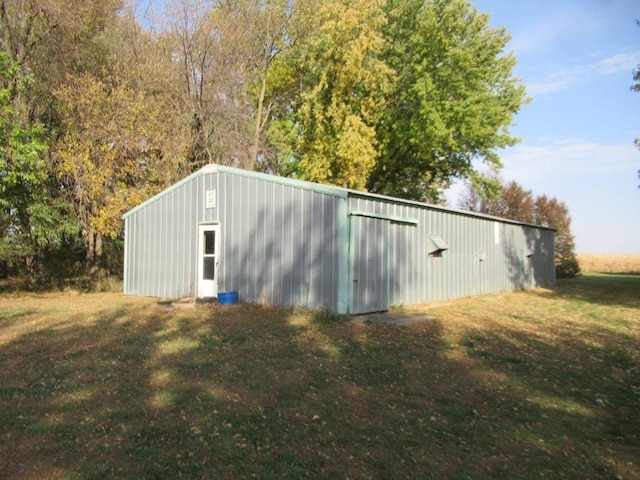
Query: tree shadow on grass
0 297 637 479
531 273 640 309
314 315 639 480
457 319 639 470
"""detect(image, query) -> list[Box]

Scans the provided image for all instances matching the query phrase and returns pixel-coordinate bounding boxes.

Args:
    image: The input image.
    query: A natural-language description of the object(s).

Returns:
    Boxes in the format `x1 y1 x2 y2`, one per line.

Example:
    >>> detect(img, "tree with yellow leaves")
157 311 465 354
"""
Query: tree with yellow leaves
53 73 180 274
271 0 393 189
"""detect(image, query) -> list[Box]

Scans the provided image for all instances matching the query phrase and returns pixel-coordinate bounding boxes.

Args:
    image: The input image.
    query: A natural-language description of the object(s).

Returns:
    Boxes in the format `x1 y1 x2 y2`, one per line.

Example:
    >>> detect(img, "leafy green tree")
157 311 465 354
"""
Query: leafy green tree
0 0 122 73
266 0 525 199
273 0 393 189
367 0 526 202
0 0 130 283
0 53 78 283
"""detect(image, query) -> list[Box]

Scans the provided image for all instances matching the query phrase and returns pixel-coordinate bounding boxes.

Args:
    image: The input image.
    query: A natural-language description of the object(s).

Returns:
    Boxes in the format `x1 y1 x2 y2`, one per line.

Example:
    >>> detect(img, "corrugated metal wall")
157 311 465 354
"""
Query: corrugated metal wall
215 171 347 311
123 165 555 314
124 169 218 299
347 194 555 312
124 166 348 311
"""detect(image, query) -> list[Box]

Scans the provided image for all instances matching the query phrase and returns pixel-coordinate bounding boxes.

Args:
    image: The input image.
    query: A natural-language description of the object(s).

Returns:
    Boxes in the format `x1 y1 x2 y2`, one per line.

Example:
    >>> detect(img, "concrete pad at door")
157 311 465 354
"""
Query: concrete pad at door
353 312 436 325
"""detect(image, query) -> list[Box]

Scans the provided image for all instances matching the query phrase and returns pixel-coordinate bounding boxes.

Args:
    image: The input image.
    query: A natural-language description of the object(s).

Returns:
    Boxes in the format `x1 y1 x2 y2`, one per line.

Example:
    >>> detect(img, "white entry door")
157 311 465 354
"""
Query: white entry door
197 224 219 298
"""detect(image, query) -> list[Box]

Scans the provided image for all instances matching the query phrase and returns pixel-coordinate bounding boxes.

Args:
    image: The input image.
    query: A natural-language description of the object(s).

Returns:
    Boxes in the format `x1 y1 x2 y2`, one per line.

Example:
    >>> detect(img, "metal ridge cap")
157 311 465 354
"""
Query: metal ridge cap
214 164 348 198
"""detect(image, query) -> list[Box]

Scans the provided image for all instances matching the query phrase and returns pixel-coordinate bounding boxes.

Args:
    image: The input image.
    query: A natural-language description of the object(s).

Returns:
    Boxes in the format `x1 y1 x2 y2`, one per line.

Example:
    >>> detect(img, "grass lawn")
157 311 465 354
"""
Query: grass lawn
1 274 638 479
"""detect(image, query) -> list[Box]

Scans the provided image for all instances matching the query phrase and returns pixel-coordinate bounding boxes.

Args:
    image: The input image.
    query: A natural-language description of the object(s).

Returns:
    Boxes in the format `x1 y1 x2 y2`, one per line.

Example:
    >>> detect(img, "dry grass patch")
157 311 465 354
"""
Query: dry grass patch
578 253 640 274
1 275 639 479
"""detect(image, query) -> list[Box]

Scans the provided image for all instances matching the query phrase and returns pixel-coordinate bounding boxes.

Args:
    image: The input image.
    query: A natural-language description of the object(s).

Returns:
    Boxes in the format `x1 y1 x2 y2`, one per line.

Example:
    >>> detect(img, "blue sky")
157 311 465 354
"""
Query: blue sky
447 0 640 254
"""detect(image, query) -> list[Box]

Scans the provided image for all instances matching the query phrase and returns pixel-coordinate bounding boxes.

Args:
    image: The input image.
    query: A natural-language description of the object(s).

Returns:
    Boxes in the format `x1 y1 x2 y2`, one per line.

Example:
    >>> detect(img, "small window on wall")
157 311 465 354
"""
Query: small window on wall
429 234 449 257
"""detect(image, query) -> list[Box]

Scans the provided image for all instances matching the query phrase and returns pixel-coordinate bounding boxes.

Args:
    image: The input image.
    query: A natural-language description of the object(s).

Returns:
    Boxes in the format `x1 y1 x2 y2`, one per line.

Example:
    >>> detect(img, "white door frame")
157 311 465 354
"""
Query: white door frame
197 224 220 298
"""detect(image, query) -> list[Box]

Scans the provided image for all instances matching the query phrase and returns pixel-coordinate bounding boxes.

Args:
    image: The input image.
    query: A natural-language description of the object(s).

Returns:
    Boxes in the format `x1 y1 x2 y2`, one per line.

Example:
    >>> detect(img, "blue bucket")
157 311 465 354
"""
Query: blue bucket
218 291 238 305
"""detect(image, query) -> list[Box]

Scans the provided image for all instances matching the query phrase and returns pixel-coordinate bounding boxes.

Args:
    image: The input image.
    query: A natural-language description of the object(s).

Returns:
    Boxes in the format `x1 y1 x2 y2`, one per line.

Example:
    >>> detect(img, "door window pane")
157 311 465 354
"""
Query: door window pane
203 257 215 280
204 231 215 255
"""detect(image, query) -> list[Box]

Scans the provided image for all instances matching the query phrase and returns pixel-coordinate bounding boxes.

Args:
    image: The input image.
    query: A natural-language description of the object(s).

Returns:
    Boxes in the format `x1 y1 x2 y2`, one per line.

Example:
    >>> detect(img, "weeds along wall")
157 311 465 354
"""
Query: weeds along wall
123 165 556 313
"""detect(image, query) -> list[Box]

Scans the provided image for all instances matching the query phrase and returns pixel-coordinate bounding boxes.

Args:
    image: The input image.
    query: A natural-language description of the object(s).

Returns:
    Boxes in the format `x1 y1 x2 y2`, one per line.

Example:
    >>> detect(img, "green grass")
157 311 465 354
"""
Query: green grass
0 274 639 479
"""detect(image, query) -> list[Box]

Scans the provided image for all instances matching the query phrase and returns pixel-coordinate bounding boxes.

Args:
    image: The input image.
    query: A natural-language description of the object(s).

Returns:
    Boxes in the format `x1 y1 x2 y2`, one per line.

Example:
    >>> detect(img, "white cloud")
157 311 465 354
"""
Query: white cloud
500 139 638 183
594 51 639 75
526 48 640 96
446 138 638 203
527 75 575 96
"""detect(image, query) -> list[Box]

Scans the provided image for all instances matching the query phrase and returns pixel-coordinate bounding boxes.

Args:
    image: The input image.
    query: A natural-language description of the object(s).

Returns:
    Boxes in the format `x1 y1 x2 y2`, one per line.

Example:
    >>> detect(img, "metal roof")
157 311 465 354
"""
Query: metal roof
123 164 555 231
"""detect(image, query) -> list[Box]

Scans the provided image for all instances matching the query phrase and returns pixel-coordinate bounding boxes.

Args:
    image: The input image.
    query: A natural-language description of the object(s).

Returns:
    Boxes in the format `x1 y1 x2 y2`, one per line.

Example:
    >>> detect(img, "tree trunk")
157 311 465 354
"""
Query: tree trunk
24 254 39 287
248 68 268 171
85 228 104 277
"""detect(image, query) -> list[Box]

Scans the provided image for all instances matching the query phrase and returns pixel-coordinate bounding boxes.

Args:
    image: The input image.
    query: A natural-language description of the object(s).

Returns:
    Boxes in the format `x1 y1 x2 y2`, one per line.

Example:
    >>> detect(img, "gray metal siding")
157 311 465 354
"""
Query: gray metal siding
216 171 344 310
123 171 220 299
124 165 554 313
347 194 555 311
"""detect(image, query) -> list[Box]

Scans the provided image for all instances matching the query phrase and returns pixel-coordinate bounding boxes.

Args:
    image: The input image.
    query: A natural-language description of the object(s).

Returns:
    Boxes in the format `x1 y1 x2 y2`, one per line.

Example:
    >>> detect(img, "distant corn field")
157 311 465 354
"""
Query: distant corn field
577 254 640 274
